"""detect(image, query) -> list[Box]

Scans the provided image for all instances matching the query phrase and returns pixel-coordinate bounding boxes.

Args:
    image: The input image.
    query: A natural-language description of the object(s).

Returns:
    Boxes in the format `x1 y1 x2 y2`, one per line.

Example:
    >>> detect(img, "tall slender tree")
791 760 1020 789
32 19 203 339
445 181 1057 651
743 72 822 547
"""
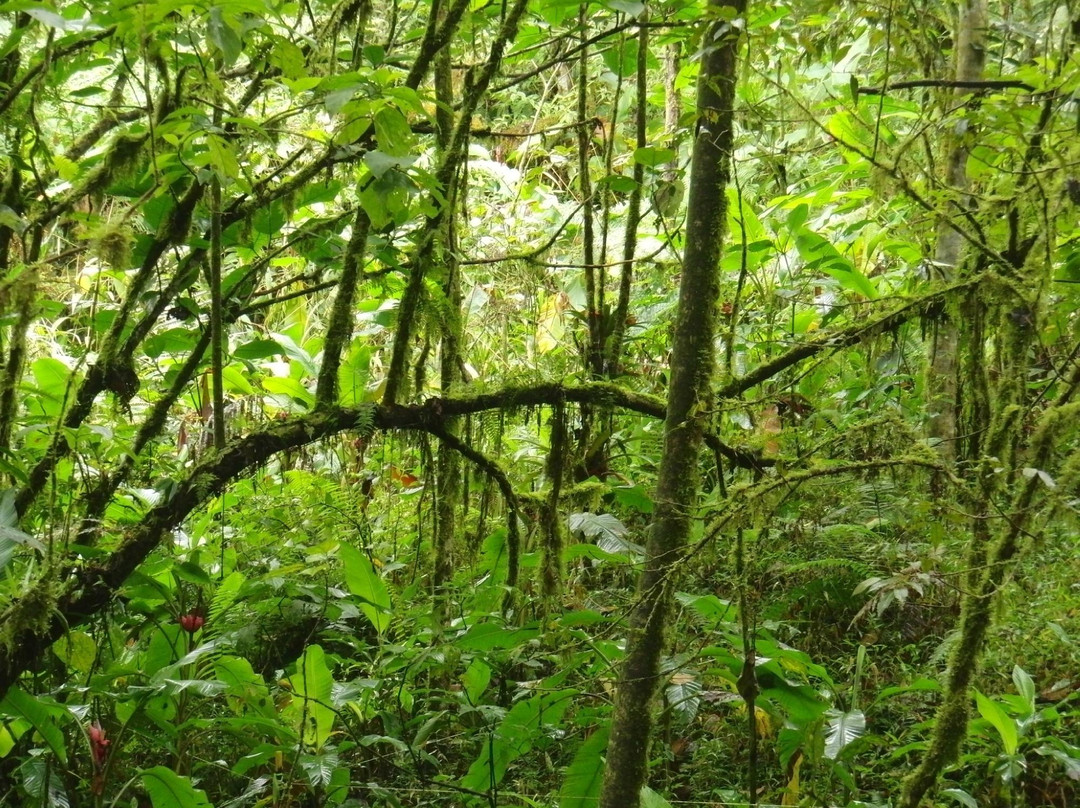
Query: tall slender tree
925 0 987 464
599 3 746 806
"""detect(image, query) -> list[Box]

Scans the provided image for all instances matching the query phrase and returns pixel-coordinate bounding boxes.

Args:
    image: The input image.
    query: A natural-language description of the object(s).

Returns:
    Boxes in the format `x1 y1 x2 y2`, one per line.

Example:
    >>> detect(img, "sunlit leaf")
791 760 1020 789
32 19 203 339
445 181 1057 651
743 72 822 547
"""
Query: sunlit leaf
941 788 979 808
975 690 1018 756
824 708 865 759
286 645 336 750
0 688 68 763
340 542 391 633
633 147 676 167
1011 665 1036 716
141 766 213 808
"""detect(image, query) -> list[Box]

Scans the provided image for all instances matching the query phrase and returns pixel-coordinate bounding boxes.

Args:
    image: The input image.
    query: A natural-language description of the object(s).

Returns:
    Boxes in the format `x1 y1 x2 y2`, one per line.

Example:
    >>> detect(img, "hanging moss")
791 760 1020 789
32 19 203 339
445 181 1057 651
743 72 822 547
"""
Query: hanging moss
90 221 134 269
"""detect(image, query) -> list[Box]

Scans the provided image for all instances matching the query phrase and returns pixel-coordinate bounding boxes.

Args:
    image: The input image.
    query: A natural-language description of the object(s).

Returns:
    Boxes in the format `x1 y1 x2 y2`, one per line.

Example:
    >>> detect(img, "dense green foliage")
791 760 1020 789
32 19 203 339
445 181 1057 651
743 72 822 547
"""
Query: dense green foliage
0 0 1079 806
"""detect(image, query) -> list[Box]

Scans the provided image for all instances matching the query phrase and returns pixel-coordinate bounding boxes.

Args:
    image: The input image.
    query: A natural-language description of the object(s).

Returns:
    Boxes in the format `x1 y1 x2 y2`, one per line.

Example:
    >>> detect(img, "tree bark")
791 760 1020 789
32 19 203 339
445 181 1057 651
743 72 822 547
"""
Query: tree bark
925 0 987 463
432 7 463 628
597 4 745 806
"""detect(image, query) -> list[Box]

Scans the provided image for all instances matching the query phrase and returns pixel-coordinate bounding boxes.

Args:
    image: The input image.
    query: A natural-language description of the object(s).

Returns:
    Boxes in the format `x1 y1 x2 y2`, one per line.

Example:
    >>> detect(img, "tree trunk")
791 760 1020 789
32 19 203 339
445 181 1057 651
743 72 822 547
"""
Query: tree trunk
925 0 987 463
432 9 463 628
597 4 745 806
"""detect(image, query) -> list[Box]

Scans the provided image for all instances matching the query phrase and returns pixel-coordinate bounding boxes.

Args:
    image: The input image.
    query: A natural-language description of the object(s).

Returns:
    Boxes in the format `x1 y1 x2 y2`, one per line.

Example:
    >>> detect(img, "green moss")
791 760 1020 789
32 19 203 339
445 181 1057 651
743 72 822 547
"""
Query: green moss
0 577 62 654
91 222 134 269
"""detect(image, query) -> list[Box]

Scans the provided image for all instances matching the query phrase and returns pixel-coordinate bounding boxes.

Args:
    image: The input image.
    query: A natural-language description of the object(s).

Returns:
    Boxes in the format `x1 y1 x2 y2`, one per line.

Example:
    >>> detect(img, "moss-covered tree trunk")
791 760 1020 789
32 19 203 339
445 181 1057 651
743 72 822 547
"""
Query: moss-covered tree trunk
925 0 987 463
432 5 463 628
597 4 745 806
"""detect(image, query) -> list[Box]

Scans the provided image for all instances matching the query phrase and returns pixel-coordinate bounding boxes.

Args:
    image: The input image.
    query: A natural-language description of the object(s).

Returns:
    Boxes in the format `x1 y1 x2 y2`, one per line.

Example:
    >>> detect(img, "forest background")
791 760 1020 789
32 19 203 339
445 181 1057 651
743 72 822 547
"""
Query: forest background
0 0 1079 807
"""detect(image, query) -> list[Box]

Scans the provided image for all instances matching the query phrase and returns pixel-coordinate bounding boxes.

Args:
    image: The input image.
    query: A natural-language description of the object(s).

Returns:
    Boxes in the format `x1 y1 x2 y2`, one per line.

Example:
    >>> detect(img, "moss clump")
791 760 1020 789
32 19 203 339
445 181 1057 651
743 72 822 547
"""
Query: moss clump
91 222 134 269
0 577 61 654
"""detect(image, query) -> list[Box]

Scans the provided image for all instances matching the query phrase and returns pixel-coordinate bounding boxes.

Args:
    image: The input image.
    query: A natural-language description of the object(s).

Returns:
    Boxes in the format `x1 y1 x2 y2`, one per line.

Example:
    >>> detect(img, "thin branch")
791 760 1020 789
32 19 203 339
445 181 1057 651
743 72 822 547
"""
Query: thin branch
858 78 1036 95
715 276 983 401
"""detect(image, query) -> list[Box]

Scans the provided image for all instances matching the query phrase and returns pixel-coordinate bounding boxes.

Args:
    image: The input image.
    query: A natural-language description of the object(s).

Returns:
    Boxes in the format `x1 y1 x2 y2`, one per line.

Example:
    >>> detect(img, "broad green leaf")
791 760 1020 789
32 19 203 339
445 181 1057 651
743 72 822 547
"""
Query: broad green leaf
0 721 25 757
214 655 275 718
262 376 314 409
233 338 285 361
975 690 1018 755
602 175 639 193
173 560 211 585
558 724 609 808
0 205 26 234
373 106 414 157
942 787 979 808
221 365 255 396
462 658 491 704
1012 665 1036 716
206 134 240 180
144 328 199 358
325 84 361 115
824 708 866 759
363 45 385 66
208 7 242 66
827 109 872 151
269 331 318 376
412 710 447 748
358 181 390 228
340 542 391 633
461 688 576 792
18 757 67 808
676 592 738 626
633 147 676 168
760 681 830 726
567 512 641 555
604 0 645 15
299 749 339 787
287 645 336 750
141 766 213 808
640 786 674 808
665 674 702 723
727 186 768 242
269 37 306 80
1036 744 1080 781
337 342 372 406
52 631 96 673
364 150 415 178
327 765 350 804
31 357 71 399
793 229 877 299
609 485 653 513
158 678 229 697
153 640 225 682
284 76 323 94
0 688 68 762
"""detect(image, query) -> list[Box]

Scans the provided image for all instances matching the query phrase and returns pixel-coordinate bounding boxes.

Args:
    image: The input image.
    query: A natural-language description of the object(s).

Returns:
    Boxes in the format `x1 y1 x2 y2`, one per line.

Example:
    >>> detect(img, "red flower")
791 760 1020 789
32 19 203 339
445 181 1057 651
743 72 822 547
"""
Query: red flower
179 612 205 633
88 722 110 767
